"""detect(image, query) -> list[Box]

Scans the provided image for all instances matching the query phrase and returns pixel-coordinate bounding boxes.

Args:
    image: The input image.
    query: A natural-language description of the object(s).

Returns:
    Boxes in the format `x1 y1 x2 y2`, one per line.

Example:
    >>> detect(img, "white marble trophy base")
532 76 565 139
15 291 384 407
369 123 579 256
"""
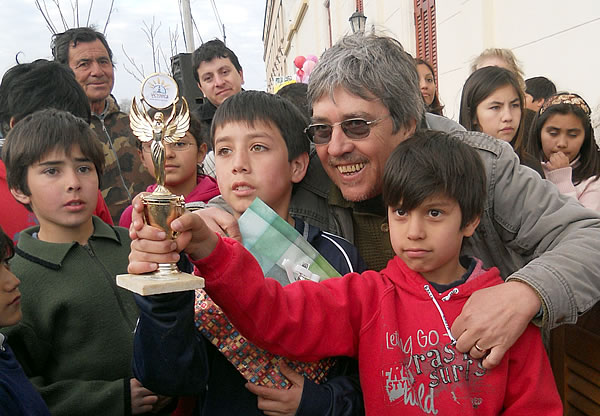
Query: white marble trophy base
117 271 204 296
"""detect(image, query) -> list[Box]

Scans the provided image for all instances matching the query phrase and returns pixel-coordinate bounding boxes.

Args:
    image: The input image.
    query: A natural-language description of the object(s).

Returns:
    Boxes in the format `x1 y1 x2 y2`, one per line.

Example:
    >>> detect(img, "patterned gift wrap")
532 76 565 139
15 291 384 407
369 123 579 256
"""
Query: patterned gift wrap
194 289 333 388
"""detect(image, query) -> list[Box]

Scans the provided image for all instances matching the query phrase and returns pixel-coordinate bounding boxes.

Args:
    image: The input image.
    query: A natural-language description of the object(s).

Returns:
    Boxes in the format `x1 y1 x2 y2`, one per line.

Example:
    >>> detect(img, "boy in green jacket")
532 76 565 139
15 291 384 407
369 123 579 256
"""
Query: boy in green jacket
2 109 169 415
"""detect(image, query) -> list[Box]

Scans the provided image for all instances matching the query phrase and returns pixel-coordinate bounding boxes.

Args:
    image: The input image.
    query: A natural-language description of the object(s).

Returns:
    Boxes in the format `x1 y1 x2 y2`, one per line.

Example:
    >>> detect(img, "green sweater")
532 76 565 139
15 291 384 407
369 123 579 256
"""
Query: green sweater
5 217 139 416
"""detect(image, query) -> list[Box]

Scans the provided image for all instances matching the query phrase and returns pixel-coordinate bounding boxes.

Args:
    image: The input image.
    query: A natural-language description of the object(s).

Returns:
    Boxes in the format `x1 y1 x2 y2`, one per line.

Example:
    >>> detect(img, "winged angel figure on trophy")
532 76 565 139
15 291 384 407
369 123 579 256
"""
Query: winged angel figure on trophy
116 73 205 295
130 93 189 193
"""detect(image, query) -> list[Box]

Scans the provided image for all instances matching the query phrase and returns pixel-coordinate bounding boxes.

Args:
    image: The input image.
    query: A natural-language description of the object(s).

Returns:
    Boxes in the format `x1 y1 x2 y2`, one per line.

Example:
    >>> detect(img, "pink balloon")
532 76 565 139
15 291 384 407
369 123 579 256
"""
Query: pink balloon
306 54 318 63
302 74 310 84
302 60 316 76
294 56 306 69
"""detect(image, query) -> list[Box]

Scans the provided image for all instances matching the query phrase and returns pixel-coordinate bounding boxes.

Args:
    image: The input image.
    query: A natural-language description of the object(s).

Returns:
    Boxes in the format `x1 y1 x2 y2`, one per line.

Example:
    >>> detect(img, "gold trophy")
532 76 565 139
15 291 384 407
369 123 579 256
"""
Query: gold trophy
116 73 205 295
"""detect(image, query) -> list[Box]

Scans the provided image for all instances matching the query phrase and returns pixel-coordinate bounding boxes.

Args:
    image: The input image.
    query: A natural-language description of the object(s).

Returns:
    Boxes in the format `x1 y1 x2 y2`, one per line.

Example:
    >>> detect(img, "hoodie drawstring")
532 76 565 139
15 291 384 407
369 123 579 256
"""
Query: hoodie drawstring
424 284 457 345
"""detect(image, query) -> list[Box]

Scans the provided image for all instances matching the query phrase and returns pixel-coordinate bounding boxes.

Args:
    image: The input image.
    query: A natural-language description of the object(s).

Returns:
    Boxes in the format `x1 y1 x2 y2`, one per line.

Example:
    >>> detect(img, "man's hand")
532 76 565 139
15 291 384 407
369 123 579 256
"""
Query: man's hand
245 361 305 416
130 378 158 414
451 281 541 369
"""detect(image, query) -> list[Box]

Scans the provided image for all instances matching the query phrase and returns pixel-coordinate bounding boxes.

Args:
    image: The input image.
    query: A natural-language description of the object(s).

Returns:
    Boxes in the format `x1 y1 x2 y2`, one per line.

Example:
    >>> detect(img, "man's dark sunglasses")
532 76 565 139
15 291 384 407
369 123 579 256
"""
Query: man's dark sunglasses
304 115 390 145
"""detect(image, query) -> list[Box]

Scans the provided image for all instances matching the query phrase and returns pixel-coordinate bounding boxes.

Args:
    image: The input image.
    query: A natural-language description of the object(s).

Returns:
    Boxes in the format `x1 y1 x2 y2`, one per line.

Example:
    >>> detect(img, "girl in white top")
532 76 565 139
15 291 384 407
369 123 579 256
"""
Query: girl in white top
528 93 600 211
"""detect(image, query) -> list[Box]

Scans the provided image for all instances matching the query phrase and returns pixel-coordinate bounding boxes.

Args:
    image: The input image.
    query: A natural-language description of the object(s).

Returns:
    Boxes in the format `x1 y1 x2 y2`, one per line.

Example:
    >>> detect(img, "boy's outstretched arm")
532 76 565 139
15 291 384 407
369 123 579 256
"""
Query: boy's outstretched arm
130 213 368 360
192 235 373 361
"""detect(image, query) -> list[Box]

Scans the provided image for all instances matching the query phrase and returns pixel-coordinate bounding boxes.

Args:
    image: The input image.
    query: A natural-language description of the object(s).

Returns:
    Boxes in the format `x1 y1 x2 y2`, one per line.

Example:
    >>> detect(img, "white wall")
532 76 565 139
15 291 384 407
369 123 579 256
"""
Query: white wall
437 0 600 122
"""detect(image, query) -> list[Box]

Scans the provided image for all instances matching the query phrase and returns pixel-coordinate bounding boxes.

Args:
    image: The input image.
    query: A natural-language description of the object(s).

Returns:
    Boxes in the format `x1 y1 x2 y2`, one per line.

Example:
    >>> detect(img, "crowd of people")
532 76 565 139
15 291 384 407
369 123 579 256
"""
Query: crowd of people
0 25 599 416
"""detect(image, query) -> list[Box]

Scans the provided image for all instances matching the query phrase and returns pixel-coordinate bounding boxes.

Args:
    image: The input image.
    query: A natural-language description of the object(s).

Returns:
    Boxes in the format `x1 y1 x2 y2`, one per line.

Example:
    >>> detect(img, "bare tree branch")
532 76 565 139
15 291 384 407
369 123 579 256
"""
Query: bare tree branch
34 0 113 35
68 0 76 27
121 45 146 83
192 16 204 45
159 46 173 76
103 0 114 34
169 26 180 58
141 17 162 73
35 0 58 34
52 0 70 31
86 0 94 27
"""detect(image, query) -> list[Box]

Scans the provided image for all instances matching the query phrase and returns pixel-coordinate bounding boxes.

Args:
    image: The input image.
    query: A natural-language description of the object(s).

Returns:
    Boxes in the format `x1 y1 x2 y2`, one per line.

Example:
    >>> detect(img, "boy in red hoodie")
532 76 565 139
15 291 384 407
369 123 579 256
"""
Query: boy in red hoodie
129 130 562 415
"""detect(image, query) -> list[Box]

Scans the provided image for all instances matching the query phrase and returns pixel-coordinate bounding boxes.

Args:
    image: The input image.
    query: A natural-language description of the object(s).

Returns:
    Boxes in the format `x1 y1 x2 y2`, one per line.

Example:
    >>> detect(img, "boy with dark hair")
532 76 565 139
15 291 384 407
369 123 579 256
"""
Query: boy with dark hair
0 60 91 137
0 225 50 415
525 76 557 112
276 82 310 117
130 130 562 415
0 59 112 243
2 109 166 415
131 90 366 415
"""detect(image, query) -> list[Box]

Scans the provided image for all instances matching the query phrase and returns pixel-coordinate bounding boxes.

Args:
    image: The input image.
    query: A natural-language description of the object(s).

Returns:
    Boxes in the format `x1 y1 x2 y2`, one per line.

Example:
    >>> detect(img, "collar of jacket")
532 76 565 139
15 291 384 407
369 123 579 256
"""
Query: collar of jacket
15 216 122 270
92 95 120 120
386 255 502 300
292 216 322 244
198 99 217 122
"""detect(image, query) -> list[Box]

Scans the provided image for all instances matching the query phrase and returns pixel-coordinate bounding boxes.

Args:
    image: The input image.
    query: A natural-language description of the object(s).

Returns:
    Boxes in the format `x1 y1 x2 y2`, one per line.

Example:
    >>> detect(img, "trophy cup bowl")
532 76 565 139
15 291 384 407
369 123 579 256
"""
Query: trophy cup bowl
116 73 204 295
142 192 185 278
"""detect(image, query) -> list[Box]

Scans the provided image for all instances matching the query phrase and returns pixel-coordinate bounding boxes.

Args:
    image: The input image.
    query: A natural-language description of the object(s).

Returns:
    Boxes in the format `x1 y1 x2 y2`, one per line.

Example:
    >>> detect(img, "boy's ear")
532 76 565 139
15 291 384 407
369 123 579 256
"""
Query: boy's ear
462 216 481 237
9 117 16 129
196 143 208 164
10 188 31 206
289 152 309 184
533 98 545 111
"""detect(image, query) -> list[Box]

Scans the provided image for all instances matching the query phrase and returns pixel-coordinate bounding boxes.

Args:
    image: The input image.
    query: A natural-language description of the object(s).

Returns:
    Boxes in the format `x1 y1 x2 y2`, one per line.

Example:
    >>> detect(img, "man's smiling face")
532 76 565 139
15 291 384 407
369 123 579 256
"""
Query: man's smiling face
312 87 415 202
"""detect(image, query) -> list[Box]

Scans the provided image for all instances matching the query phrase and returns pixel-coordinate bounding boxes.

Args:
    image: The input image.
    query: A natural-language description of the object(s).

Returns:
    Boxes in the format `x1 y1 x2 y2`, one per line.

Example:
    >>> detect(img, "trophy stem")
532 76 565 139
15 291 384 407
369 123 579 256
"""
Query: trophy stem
155 263 180 279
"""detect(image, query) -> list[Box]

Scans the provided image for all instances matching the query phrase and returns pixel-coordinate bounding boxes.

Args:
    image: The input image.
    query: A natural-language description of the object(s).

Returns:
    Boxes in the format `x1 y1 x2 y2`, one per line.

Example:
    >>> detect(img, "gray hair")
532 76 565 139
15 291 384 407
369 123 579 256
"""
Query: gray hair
307 32 424 132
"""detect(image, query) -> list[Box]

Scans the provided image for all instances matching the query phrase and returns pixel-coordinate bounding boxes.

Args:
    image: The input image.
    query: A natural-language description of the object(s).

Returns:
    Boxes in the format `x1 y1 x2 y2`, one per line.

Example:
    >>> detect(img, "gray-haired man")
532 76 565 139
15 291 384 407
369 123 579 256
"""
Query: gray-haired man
130 32 600 375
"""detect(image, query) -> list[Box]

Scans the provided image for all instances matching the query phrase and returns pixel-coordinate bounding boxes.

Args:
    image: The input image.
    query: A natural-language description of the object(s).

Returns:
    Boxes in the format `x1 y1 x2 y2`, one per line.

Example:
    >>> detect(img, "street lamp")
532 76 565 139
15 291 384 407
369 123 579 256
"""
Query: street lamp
349 10 367 33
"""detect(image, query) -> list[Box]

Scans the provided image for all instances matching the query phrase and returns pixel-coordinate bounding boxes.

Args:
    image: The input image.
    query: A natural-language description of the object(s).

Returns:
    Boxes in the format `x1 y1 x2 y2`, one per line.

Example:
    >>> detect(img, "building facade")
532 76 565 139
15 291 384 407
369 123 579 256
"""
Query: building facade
263 0 600 124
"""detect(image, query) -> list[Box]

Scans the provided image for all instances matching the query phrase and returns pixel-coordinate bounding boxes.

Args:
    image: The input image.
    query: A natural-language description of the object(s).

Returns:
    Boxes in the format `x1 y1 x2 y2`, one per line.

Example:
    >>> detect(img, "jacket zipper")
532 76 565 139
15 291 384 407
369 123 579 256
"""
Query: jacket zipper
82 243 136 330
424 284 457 345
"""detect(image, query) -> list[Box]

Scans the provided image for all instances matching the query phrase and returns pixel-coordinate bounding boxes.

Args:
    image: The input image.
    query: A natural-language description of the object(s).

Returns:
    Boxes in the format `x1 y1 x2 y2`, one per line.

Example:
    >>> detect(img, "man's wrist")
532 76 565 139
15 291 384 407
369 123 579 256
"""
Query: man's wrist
505 279 544 321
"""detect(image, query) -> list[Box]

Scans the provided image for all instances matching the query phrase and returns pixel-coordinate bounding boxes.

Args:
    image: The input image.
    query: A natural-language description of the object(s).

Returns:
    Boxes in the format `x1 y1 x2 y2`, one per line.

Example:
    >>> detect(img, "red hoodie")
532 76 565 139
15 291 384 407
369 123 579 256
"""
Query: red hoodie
194 236 562 416
118 174 220 228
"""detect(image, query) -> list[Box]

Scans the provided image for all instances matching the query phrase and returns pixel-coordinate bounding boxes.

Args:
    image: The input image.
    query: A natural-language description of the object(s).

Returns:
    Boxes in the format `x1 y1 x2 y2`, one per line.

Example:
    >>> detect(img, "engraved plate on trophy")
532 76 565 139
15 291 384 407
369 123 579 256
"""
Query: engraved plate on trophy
116 73 204 295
